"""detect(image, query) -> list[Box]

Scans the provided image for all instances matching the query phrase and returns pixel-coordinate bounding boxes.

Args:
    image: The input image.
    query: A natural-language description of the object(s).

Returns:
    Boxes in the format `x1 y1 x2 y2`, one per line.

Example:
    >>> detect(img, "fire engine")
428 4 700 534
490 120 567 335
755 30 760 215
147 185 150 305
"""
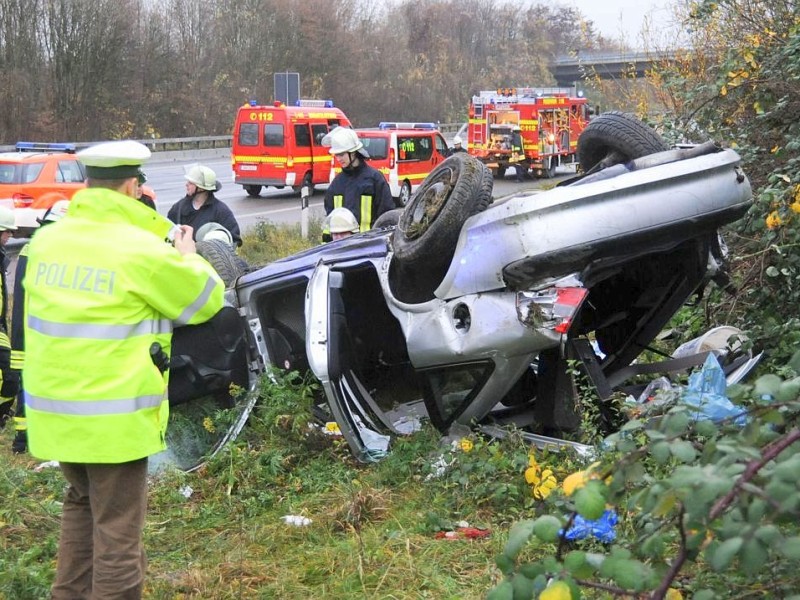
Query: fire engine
231 99 351 197
467 87 589 178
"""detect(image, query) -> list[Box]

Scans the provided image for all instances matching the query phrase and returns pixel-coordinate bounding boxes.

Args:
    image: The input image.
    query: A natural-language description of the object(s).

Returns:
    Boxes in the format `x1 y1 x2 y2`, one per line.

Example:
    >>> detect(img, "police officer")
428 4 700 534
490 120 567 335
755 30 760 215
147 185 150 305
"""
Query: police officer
0 207 20 432
8 200 70 454
167 164 242 246
322 127 393 241
23 140 225 600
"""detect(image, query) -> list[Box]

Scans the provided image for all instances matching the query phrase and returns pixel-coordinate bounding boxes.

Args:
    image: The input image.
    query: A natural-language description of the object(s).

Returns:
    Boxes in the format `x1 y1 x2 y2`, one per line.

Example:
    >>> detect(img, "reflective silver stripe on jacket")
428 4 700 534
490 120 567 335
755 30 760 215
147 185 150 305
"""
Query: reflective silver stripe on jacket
25 391 165 415
174 276 219 326
27 315 172 339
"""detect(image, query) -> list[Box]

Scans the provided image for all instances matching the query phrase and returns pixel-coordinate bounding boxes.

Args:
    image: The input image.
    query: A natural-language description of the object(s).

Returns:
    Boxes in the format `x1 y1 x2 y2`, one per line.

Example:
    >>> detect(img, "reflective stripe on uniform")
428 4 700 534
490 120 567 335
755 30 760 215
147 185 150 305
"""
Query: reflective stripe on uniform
13 415 26 431
25 391 164 416
10 349 24 370
27 315 172 340
174 276 221 326
359 196 372 231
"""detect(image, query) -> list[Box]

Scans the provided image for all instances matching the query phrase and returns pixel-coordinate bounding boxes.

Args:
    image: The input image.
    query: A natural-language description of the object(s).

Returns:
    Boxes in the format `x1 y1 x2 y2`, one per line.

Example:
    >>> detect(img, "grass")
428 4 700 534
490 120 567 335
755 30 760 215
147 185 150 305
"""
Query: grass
0 385 553 599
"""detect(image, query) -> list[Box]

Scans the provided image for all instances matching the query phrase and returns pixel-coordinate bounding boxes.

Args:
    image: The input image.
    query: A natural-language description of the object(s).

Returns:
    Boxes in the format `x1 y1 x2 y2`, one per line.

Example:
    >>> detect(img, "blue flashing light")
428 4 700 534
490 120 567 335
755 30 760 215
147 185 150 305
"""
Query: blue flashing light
378 121 437 130
16 141 76 153
325 100 334 108
577 90 584 98
249 99 257 106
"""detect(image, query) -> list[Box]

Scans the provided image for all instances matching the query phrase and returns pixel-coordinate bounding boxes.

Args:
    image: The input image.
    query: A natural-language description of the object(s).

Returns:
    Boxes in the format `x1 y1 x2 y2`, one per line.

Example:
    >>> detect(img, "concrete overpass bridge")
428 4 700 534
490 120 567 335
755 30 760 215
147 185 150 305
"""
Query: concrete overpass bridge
549 51 678 86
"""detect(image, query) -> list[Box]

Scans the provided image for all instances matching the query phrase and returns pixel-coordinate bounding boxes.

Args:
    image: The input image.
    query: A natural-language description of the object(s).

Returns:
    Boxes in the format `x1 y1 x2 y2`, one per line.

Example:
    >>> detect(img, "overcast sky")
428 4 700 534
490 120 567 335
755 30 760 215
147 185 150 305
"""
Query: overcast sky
557 0 675 43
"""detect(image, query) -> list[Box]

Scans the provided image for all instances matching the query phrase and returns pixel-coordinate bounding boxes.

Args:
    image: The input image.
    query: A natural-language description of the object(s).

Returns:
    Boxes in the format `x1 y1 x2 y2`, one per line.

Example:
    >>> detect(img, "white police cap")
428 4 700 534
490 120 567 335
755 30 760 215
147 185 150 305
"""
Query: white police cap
78 140 151 180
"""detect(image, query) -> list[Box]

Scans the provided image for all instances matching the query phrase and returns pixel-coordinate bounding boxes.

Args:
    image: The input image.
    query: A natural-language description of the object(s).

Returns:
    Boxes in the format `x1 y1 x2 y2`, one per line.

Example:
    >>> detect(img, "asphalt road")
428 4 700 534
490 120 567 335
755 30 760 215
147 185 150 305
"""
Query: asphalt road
144 154 579 234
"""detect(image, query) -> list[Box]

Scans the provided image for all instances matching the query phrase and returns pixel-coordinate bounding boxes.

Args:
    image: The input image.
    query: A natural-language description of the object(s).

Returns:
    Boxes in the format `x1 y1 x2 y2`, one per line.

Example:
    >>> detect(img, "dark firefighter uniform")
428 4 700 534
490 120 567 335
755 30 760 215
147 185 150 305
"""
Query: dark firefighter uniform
324 161 394 235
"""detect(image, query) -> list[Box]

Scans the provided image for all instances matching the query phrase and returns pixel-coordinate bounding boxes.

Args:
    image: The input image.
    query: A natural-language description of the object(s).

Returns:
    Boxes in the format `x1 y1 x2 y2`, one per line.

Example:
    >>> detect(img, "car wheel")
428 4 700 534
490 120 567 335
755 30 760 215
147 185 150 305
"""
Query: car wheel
577 111 669 174
373 208 403 229
396 181 412 208
390 153 493 302
244 184 262 197
196 239 246 287
292 172 314 196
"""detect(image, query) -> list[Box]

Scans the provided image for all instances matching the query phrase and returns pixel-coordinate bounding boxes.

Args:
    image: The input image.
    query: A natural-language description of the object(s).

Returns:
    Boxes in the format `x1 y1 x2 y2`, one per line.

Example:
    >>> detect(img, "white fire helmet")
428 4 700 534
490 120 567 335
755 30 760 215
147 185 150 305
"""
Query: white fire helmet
0 207 16 231
453 135 463 145
327 207 360 234
321 127 369 157
196 222 234 246
185 165 222 191
38 199 71 225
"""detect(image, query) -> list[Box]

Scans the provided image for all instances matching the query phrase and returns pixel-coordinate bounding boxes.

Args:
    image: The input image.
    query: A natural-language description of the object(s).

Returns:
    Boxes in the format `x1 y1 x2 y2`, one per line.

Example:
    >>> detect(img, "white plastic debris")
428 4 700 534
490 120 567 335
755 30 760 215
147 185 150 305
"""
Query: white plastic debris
34 460 60 472
281 515 312 527
179 485 193 499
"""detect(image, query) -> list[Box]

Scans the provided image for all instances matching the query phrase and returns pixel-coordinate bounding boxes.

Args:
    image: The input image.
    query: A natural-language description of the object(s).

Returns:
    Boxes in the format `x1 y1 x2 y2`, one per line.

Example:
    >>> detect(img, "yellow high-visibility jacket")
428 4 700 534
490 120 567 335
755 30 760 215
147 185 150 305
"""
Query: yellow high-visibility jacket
24 188 225 463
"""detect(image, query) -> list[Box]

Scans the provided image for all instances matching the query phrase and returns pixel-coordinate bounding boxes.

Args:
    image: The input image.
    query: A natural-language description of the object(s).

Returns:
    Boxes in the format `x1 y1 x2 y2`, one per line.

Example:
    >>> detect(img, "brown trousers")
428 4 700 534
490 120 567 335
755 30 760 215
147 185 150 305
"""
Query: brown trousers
52 459 148 600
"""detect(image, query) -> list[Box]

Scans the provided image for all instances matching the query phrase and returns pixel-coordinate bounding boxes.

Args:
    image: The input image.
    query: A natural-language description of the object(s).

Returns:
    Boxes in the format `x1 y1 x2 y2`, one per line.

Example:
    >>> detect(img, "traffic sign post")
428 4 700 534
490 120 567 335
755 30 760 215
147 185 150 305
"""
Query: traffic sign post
274 72 299 106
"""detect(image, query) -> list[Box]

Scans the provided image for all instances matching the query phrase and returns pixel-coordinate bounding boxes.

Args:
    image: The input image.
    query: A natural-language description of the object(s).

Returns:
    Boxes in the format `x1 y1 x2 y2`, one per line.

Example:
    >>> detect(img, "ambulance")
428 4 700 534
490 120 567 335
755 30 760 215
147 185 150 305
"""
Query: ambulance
231 99 352 197
349 123 450 207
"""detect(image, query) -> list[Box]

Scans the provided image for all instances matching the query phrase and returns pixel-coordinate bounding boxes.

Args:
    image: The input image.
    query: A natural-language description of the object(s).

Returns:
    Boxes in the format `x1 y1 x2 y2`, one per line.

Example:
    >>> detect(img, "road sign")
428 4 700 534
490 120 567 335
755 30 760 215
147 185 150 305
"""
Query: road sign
274 72 299 106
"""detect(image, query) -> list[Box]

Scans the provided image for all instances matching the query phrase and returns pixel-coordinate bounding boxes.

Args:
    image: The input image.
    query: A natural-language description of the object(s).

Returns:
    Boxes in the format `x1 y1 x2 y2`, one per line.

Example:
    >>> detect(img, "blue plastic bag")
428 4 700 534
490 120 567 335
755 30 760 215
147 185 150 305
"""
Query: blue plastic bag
561 509 618 543
681 354 747 425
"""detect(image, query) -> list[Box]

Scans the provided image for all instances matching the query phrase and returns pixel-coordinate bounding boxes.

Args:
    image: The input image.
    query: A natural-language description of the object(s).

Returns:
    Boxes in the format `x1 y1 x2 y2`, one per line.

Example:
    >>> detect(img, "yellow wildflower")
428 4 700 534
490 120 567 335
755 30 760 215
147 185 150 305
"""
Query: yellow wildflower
532 468 558 500
540 580 572 600
202 417 216 433
459 438 474 453
666 589 684 600
562 470 588 496
765 211 783 229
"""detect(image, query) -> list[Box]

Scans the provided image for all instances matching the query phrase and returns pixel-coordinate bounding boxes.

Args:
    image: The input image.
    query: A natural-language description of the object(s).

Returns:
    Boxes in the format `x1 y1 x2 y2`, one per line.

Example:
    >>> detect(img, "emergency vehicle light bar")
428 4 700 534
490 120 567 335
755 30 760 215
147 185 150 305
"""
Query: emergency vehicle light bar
296 99 334 108
378 122 437 130
16 141 76 153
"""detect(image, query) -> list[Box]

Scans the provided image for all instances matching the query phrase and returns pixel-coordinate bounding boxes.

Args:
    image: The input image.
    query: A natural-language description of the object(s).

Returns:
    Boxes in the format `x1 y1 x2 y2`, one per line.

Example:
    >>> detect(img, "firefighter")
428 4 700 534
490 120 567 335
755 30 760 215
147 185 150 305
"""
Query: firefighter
0 207 20 433
325 207 360 241
136 170 157 210
450 135 467 154
8 200 70 454
23 140 225 600
167 164 242 247
321 127 393 242
510 126 526 182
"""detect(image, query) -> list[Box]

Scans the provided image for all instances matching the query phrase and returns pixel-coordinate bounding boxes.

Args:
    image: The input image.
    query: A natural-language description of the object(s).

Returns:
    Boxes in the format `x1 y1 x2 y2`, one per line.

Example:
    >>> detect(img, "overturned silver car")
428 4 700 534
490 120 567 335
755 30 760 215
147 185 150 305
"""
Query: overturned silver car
159 114 753 469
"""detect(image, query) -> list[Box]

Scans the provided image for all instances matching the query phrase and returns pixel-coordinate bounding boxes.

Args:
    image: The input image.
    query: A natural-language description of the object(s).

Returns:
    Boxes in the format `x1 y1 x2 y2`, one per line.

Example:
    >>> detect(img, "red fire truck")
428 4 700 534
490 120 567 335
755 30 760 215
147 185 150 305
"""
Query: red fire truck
467 87 589 178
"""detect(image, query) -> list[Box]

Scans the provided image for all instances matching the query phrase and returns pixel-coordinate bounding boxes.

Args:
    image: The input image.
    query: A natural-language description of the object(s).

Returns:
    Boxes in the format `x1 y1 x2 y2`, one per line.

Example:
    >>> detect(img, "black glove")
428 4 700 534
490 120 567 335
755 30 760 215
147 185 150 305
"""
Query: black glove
1 369 20 398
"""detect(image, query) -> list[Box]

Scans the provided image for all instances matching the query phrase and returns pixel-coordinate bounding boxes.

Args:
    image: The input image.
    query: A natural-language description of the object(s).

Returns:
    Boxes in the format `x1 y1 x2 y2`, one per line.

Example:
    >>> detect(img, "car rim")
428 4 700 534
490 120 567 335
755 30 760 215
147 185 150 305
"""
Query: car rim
404 168 455 240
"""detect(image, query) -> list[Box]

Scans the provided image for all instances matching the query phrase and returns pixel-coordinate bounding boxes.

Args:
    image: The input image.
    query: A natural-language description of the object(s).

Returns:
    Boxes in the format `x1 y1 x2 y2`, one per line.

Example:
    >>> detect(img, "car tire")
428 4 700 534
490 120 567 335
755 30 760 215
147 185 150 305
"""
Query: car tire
389 154 493 302
244 185 262 197
396 181 412 208
292 172 314 196
196 239 247 288
373 208 403 229
577 111 670 174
